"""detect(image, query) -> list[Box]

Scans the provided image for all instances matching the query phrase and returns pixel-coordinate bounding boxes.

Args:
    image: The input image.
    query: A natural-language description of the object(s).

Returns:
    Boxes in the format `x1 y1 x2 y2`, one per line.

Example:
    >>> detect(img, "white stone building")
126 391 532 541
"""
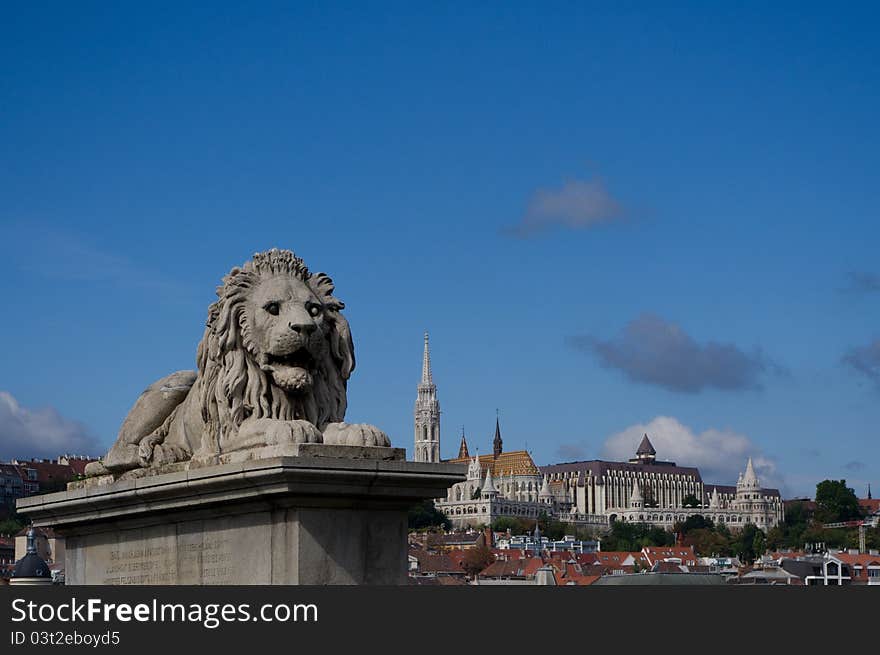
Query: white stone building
541 436 784 531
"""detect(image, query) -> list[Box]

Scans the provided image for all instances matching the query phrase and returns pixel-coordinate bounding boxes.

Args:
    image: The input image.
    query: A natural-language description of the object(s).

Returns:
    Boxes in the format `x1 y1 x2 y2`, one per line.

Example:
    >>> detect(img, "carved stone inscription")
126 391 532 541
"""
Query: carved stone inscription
103 544 177 585
176 533 234 584
96 514 268 585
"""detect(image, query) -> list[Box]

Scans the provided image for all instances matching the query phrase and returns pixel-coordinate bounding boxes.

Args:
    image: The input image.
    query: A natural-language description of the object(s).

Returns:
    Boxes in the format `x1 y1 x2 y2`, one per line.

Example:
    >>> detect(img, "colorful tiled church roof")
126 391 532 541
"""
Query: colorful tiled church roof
448 450 540 476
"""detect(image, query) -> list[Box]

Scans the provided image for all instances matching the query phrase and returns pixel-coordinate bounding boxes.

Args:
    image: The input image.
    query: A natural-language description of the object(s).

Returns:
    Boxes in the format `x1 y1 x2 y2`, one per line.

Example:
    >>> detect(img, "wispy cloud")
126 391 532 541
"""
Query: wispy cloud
1 222 190 297
567 313 780 393
842 271 880 294
842 338 880 388
0 391 103 460
556 443 590 461
503 177 624 237
601 416 784 491
844 460 865 472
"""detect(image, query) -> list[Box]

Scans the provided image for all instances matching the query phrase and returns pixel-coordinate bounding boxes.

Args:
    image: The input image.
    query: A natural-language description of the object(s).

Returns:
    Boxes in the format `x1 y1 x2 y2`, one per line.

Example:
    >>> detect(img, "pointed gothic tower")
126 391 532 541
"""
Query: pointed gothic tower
493 413 503 459
414 332 440 462
457 428 470 459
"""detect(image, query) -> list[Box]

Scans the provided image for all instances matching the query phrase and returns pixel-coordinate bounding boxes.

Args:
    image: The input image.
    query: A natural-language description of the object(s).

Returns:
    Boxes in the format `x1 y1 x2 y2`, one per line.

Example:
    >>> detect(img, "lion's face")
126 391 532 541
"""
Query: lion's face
198 249 353 434
245 274 329 394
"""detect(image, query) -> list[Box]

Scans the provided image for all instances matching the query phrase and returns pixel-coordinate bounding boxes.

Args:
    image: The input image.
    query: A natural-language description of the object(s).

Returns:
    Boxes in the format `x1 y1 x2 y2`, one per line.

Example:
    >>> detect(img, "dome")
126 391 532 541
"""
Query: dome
12 552 51 579
12 528 51 580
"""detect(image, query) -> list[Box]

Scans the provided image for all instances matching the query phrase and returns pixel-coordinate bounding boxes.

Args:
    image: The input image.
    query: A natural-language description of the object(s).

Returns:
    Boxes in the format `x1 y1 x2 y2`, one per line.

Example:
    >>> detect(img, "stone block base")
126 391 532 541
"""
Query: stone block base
17 448 465 585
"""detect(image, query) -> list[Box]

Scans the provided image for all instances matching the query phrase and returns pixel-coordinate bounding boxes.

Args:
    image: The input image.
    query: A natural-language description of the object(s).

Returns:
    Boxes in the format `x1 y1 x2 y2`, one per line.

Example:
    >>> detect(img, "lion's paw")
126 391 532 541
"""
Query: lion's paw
84 460 110 476
137 433 164 467
322 422 391 447
232 418 323 451
150 443 192 467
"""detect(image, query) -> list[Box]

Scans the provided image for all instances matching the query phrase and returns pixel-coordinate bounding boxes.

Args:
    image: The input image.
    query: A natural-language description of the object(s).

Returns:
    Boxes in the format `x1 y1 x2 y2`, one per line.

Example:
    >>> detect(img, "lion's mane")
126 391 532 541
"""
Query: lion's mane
195 249 354 452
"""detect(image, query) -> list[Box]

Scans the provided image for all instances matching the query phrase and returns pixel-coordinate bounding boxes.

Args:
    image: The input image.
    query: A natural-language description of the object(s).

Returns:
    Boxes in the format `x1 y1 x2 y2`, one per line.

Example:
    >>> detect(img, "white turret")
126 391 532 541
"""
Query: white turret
539 476 554 504
630 483 643 509
709 486 720 509
467 454 482 481
737 458 761 497
481 467 498 498
742 458 759 488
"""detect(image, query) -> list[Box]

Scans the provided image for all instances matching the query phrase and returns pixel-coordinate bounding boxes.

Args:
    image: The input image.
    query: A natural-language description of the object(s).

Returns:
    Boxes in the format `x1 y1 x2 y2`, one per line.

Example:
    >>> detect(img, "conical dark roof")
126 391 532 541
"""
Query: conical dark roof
12 528 50 580
458 431 470 459
13 553 50 579
636 434 656 456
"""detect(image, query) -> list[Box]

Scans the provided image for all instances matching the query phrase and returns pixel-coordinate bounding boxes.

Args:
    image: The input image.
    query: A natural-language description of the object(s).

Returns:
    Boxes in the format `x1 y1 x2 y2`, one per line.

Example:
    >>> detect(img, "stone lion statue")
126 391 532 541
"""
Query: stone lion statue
86 249 390 476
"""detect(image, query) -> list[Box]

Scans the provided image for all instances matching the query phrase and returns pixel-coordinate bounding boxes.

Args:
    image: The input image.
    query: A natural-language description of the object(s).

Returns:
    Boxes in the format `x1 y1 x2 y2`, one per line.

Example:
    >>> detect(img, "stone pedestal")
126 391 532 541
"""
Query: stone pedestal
17 445 465 585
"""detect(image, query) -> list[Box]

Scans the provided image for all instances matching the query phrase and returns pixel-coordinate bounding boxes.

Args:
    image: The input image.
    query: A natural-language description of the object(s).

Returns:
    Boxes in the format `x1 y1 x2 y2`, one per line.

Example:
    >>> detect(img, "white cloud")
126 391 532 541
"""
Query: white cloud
600 416 783 491
504 177 623 237
0 391 101 460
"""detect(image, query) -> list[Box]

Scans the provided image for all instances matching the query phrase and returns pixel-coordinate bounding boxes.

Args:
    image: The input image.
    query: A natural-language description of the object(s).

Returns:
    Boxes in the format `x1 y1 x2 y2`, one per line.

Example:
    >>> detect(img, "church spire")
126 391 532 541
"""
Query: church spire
421 331 432 385
414 331 440 463
458 428 469 459
493 411 503 459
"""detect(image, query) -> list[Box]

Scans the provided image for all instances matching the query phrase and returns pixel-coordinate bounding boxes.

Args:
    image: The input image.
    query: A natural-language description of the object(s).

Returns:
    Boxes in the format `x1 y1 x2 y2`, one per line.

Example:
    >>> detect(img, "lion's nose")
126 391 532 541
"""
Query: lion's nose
289 321 316 335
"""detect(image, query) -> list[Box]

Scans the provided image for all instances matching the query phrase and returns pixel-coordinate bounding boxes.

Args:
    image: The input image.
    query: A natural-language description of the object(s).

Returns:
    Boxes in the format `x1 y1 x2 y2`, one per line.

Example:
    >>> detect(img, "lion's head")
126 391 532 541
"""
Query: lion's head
196 249 354 449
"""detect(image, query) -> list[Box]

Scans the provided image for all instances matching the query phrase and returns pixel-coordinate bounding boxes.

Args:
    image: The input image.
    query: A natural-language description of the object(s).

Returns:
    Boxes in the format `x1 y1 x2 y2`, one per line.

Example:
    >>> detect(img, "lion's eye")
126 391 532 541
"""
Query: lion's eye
307 303 322 318
264 302 280 316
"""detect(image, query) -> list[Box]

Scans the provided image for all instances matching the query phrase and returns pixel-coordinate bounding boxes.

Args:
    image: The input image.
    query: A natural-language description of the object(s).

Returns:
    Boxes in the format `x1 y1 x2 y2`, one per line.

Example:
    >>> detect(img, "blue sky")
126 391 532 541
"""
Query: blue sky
1 2 878 498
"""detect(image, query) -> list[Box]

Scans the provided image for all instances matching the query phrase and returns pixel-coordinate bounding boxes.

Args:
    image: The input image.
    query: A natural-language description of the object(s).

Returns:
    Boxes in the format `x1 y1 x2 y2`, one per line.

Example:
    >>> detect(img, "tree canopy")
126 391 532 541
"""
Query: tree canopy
601 521 674 552
461 544 495 578
408 501 451 531
682 493 701 508
814 479 861 523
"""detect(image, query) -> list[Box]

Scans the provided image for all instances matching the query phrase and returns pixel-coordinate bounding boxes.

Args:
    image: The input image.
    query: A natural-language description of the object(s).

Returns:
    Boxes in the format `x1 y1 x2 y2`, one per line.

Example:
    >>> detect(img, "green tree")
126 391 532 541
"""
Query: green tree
491 516 527 534
537 511 567 541
732 523 766 564
601 521 673 551
0 510 24 537
676 514 714 534
814 480 861 523
0 518 23 536
682 493 701 508
407 501 451 531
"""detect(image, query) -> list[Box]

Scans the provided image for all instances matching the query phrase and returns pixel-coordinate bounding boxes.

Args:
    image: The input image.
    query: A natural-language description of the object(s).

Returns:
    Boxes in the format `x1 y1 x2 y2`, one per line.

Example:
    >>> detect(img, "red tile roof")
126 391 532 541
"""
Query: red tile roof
642 546 697 566
480 560 527 578
833 552 880 582
593 551 648 566
522 557 545 577
562 574 601 586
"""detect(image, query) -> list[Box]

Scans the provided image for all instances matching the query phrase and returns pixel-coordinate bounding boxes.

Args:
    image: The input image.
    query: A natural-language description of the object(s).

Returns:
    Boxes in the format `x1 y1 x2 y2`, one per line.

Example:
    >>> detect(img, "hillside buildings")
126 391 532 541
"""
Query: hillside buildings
416 334 784 532
0 455 96 519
